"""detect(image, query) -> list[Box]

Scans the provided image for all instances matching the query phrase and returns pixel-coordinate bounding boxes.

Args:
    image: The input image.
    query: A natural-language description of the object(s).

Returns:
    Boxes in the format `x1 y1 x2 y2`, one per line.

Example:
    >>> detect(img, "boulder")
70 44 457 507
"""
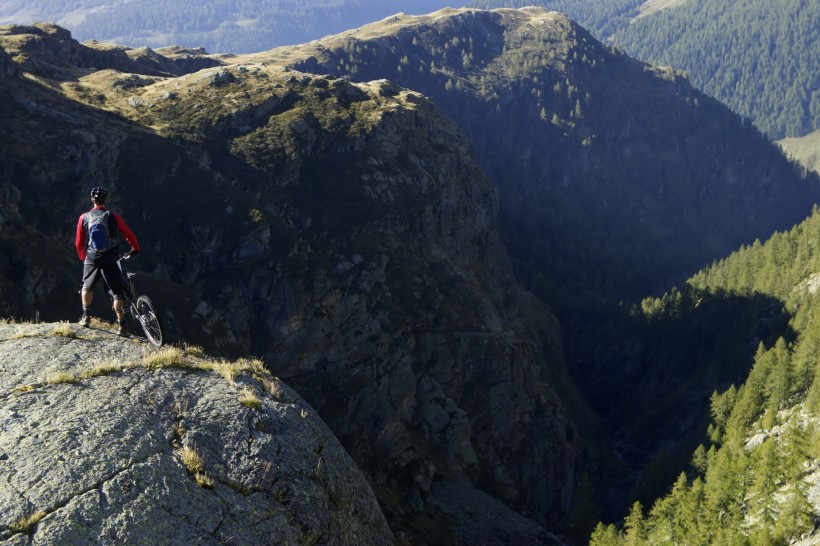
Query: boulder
0 323 392 545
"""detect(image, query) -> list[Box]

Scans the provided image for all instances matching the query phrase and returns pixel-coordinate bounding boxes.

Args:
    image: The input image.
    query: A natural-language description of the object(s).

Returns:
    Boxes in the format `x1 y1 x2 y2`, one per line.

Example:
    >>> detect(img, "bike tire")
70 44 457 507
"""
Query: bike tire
135 295 165 347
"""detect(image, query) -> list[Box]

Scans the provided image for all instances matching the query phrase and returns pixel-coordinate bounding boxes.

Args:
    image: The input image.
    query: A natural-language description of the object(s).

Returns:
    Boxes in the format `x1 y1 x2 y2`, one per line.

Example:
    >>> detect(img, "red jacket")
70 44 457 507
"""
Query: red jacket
75 205 139 261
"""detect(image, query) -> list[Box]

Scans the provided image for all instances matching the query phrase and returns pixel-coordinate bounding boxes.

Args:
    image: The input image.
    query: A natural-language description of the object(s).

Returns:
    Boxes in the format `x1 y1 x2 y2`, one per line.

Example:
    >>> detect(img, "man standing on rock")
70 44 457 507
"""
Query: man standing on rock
75 186 140 336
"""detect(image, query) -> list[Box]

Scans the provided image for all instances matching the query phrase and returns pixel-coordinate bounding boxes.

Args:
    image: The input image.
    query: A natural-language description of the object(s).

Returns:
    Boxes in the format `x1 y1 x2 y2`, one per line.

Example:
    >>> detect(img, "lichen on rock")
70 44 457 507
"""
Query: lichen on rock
0 322 392 545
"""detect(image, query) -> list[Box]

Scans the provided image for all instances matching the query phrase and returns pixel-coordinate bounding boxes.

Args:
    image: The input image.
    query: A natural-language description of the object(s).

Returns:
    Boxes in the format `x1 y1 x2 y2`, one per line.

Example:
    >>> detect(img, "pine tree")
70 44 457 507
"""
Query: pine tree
589 523 623 546
623 501 646 546
774 483 814 543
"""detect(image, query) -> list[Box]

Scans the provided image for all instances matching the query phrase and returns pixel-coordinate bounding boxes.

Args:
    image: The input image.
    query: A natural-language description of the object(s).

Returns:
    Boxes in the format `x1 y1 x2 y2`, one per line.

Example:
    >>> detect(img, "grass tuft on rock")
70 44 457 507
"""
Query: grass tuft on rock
46 371 76 385
195 472 214 488
11 384 34 394
50 322 76 338
9 510 47 533
239 387 262 410
178 445 204 474
77 361 125 380
141 347 191 370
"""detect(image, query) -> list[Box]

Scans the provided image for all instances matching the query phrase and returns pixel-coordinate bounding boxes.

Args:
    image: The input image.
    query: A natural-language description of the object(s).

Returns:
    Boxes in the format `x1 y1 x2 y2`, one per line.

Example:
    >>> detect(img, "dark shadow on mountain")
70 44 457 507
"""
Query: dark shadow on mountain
566 286 795 520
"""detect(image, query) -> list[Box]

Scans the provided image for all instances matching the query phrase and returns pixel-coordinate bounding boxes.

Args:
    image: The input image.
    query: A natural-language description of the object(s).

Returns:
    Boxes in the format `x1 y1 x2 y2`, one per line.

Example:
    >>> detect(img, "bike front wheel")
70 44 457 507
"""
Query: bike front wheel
135 295 165 347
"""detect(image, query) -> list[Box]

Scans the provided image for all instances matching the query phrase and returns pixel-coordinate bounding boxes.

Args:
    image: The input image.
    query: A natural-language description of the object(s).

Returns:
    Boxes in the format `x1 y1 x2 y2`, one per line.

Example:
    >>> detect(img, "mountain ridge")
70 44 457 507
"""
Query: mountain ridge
0 22 590 542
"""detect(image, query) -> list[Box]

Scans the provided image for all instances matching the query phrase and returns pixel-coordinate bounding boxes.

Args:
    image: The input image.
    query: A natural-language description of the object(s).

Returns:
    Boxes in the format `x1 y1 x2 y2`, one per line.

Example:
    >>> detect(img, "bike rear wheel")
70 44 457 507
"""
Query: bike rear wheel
135 295 165 347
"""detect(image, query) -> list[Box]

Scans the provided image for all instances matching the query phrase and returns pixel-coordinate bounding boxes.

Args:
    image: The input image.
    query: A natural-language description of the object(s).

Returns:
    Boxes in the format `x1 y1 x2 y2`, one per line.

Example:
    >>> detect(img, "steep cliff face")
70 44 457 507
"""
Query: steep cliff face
0 322 393 544
0 26 590 542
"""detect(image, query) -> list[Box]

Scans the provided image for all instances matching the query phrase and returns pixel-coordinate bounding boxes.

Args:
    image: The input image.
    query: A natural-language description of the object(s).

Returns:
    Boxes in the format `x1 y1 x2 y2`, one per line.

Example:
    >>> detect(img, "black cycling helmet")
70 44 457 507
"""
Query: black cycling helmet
90 186 109 202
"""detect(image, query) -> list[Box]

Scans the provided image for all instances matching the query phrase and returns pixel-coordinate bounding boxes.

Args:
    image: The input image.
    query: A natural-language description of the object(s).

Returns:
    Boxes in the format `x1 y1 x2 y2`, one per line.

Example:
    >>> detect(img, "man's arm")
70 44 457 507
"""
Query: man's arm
112 212 140 252
75 214 87 261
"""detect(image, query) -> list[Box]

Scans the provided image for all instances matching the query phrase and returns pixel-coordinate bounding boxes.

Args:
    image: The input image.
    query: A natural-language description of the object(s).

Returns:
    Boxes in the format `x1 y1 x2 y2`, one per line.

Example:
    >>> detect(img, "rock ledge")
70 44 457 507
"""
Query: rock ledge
0 322 392 545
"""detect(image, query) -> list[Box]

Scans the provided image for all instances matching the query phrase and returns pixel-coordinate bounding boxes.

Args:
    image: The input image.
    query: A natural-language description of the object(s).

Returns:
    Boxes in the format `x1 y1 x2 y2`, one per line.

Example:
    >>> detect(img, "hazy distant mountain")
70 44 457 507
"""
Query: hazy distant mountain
0 0 460 52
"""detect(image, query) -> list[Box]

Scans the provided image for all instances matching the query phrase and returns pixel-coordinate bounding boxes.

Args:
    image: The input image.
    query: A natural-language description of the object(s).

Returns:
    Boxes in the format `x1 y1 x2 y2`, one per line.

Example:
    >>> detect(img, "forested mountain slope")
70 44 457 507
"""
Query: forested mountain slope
590 208 820 545
612 0 819 140
475 0 818 141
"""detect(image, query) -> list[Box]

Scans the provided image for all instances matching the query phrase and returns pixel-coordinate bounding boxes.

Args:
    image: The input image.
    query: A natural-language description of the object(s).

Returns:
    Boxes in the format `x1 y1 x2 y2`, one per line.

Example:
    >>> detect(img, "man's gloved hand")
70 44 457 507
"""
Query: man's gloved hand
130 249 140 256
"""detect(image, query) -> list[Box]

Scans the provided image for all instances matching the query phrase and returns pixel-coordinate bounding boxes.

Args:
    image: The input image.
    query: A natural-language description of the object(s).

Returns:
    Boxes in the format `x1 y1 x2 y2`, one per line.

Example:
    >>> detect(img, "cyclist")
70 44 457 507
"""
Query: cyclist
75 186 140 336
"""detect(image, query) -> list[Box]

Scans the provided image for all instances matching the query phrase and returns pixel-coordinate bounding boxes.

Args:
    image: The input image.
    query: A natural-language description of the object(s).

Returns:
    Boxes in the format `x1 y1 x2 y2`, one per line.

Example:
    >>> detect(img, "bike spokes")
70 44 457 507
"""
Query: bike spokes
135 295 164 347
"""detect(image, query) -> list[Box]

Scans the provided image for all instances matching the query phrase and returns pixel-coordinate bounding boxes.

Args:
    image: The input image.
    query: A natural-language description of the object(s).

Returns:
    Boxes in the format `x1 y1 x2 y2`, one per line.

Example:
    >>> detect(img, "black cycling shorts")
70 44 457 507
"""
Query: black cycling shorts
81 262 125 300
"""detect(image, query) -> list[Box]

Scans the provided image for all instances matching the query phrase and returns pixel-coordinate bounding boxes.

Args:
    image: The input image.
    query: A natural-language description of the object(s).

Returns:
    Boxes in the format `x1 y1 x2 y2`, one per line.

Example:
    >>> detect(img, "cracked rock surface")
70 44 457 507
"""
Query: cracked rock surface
0 322 392 545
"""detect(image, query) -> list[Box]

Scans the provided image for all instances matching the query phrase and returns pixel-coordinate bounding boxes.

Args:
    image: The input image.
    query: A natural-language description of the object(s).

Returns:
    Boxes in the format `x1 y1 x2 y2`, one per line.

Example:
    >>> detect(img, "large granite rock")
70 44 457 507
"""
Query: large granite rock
0 322 392 545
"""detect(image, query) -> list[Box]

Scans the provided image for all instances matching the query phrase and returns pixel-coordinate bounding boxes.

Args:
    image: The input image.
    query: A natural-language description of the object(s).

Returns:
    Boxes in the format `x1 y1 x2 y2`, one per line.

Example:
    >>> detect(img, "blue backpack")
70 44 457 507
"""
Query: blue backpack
86 209 117 254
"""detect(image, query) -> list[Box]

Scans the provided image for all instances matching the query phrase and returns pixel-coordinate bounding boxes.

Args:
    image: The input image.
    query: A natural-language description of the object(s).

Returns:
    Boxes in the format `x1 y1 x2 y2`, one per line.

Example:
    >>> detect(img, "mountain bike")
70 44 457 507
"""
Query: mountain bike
118 253 165 347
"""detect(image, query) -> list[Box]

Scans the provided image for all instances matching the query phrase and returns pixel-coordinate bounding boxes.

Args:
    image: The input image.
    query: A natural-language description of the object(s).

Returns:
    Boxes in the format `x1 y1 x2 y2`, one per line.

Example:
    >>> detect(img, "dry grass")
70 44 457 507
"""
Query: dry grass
260 376 284 400
182 343 206 357
141 347 191 370
8 510 47 533
171 400 189 419
211 360 240 383
10 331 39 340
76 361 125 380
46 371 76 385
197 357 266 384
195 472 214 488
11 385 34 394
310 456 324 480
50 322 77 338
89 316 111 329
178 445 204 474
239 387 262 410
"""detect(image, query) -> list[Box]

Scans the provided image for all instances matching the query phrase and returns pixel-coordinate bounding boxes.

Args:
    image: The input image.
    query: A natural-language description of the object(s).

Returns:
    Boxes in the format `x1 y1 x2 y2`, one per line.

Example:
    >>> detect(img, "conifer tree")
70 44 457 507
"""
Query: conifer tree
589 522 623 546
623 501 645 546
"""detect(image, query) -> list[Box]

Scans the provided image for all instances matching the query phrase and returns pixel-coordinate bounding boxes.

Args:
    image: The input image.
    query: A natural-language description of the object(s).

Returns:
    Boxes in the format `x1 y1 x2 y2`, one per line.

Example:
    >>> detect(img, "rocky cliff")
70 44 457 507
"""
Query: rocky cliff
0 24 588 543
0 322 392 544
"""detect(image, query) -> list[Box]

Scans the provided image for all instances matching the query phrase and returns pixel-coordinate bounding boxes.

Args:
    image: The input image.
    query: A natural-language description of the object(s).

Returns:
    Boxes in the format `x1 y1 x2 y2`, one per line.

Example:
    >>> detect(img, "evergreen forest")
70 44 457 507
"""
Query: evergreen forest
589 208 820 545
611 0 819 140
473 0 819 140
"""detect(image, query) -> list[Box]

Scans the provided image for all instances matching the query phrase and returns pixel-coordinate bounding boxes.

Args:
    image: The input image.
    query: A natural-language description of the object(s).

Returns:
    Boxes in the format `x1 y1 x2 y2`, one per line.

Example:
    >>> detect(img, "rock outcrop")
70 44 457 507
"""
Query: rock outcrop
0 322 393 545
0 23 220 79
